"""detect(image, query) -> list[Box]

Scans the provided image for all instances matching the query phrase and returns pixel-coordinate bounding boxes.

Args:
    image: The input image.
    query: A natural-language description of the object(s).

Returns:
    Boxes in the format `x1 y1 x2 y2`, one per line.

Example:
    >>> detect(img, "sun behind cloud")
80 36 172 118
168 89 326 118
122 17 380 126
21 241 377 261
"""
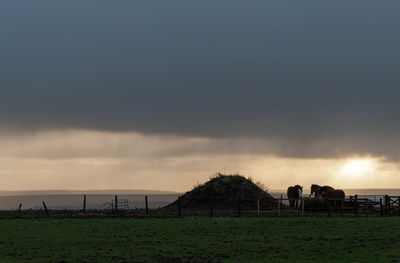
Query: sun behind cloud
338 159 376 178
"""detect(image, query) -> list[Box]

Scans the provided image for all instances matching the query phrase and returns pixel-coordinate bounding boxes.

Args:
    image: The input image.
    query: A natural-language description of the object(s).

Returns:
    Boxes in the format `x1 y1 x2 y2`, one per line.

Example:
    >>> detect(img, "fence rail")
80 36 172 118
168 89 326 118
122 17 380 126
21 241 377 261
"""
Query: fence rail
4 194 400 219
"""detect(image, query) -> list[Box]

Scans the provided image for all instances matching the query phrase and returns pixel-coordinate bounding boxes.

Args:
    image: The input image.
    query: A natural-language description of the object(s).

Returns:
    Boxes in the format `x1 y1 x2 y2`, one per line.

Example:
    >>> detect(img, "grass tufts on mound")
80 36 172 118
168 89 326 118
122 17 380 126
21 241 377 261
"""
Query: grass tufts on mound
166 173 275 210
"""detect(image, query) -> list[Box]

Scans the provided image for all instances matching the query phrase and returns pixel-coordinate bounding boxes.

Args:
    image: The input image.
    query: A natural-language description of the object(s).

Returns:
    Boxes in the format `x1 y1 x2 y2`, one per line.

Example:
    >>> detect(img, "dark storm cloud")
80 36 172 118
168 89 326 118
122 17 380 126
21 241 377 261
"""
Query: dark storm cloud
1 0 400 158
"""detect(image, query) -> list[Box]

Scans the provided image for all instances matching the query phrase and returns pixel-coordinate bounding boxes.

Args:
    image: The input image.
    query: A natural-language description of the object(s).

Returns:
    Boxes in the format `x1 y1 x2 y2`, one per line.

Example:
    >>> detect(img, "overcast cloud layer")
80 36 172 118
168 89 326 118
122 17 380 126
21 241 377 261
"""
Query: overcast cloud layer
1 0 400 159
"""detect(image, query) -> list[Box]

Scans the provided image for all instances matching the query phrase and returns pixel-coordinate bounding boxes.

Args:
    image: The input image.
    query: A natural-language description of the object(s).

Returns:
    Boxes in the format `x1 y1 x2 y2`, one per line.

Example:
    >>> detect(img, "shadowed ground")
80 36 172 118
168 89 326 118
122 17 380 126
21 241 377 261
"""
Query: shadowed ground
0 217 399 262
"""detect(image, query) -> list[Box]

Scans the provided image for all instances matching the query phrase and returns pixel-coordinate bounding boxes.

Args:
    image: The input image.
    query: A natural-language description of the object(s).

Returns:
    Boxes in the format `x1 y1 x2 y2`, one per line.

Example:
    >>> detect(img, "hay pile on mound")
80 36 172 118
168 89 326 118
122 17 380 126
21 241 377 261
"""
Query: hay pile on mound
166 173 275 210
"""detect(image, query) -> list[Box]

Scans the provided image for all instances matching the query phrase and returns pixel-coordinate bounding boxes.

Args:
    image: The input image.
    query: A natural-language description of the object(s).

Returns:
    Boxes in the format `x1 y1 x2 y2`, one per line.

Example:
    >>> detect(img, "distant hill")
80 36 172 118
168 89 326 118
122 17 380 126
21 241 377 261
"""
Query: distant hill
0 189 178 196
165 173 275 210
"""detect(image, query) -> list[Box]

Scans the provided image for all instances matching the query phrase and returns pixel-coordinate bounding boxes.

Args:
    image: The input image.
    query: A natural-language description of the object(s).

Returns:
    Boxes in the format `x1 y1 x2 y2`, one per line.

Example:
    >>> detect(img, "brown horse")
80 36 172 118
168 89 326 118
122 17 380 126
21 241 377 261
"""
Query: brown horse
310 184 334 198
287 185 303 208
310 184 321 197
325 189 345 206
319 186 335 198
325 189 345 199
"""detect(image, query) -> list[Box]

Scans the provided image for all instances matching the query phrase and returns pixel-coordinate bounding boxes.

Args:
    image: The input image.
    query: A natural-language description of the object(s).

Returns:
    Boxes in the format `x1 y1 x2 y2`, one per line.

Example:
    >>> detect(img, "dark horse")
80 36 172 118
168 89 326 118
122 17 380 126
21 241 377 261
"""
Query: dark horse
310 184 334 198
287 185 303 208
320 186 335 197
325 189 345 206
310 184 321 197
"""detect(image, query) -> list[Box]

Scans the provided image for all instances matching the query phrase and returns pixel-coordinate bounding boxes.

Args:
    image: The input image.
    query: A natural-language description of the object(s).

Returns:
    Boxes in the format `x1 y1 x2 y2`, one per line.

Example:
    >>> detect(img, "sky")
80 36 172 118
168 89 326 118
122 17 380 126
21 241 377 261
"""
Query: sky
1 0 400 191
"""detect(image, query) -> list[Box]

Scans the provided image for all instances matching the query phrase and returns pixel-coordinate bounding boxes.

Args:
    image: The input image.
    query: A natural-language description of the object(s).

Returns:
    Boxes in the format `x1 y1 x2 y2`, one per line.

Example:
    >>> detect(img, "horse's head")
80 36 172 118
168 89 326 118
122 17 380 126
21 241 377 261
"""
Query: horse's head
296 185 303 197
294 185 303 193
310 184 320 197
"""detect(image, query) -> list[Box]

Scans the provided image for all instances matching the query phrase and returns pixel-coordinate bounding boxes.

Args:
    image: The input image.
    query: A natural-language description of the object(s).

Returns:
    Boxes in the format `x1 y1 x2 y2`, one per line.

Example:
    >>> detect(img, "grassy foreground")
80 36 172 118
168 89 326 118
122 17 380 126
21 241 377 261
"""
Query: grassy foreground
0 217 399 263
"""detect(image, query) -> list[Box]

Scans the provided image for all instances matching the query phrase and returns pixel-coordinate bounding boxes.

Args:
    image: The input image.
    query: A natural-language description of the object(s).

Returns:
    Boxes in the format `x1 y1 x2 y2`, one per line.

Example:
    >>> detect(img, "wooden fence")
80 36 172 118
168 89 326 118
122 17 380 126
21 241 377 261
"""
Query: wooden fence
5 194 400 219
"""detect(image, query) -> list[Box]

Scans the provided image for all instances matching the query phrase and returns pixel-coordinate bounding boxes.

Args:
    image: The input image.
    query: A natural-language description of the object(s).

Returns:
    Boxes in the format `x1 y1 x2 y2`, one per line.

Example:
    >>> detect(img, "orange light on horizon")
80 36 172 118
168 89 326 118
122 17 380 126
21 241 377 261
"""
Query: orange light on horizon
338 159 376 178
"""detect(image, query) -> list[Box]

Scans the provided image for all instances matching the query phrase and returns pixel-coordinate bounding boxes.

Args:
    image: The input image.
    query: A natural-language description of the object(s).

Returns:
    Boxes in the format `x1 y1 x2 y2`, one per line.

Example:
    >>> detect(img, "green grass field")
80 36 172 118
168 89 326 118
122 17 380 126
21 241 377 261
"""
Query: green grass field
0 217 399 263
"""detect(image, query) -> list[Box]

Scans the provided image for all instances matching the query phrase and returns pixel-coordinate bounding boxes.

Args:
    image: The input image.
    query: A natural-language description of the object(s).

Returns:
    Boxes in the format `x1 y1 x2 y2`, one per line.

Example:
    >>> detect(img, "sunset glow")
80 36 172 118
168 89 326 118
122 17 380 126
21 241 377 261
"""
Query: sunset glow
338 159 376 178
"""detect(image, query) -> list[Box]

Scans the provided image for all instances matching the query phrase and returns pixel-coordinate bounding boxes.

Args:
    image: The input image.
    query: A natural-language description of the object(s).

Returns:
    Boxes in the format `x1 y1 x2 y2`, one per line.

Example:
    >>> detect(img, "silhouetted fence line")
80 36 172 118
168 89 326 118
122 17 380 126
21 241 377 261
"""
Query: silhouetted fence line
42 201 49 218
83 195 86 214
17 203 22 218
145 196 149 215
4 194 400 219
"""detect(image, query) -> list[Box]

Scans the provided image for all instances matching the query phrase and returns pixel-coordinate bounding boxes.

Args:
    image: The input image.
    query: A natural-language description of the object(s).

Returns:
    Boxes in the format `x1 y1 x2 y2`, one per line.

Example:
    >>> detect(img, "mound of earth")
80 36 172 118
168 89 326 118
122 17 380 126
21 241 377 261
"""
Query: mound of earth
165 173 275 210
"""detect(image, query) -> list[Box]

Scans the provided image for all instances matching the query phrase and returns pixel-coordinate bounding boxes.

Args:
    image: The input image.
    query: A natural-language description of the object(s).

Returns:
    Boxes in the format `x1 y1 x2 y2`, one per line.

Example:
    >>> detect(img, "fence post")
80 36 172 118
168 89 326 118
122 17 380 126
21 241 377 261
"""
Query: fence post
178 196 182 217
297 198 299 216
301 198 304 216
17 203 22 218
145 196 149 215
384 195 390 215
278 194 282 217
237 196 241 217
354 195 358 217
327 199 331 217
398 197 400 215
380 197 383 216
115 195 118 215
340 200 344 216
257 198 260 217
42 201 50 218
210 195 214 218
83 195 86 214
278 199 281 216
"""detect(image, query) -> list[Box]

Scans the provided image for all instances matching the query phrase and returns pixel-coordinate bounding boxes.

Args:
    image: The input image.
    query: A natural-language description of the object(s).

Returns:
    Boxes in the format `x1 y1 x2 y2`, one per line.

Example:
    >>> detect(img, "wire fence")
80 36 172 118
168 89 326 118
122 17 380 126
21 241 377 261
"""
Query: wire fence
2 194 400 219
